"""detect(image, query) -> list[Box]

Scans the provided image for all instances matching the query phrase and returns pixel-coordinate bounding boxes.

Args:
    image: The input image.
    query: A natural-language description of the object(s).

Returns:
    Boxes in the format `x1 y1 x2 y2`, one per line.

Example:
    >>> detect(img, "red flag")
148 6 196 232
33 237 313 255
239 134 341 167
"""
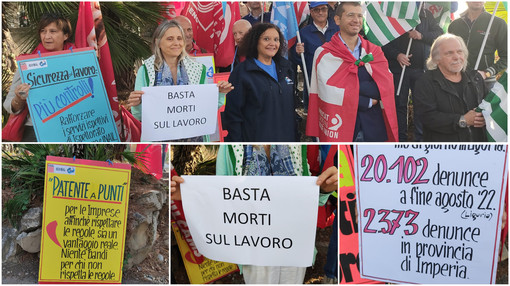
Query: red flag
120 105 141 142
161 1 187 20
215 2 240 67
76 2 121 139
294 2 310 26
183 2 240 67
182 2 218 53
135 144 163 180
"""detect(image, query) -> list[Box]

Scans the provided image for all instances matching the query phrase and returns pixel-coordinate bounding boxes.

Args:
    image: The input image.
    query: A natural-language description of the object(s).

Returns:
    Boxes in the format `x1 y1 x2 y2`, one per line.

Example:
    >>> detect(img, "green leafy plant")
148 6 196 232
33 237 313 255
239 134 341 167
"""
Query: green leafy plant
2 144 148 227
15 2 164 92
122 253 132 271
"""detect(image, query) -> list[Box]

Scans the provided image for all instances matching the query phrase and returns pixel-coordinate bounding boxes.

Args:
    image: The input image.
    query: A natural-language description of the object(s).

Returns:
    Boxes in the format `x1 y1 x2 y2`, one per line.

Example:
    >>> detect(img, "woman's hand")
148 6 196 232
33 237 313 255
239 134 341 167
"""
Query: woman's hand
316 166 338 194
171 175 184 200
127 90 144 107
12 83 31 112
217 81 234 94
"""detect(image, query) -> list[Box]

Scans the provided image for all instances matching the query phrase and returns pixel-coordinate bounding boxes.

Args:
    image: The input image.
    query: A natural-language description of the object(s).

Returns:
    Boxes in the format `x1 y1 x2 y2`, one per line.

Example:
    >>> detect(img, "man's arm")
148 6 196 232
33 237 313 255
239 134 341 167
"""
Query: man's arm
488 17 507 77
419 10 444 45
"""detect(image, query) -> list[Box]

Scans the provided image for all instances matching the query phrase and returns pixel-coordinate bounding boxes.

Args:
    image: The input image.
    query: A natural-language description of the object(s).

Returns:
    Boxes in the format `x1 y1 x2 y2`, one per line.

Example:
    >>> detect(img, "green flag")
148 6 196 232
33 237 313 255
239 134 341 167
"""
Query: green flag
364 2 421 46
424 2 452 33
478 72 508 142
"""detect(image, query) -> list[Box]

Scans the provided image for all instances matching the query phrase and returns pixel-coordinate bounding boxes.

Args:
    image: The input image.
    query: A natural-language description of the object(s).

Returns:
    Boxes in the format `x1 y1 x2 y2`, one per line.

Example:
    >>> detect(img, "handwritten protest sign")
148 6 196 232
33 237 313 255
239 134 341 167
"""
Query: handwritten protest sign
180 175 319 267
141 84 218 141
192 54 215 84
340 145 382 284
171 222 239 284
355 145 508 284
39 156 131 283
16 48 119 142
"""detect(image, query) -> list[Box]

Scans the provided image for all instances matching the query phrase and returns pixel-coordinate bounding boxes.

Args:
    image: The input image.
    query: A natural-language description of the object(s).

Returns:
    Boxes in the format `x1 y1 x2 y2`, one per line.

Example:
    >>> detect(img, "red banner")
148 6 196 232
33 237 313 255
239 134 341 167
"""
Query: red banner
135 144 163 180
182 2 240 68
75 2 121 138
340 145 382 284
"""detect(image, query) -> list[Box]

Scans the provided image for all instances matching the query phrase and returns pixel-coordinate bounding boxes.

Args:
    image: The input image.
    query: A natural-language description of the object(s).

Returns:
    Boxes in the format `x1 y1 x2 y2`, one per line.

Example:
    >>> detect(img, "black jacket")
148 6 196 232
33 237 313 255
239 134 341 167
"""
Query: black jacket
382 9 443 73
448 10 507 77
414 69 488 142
223 57 298 142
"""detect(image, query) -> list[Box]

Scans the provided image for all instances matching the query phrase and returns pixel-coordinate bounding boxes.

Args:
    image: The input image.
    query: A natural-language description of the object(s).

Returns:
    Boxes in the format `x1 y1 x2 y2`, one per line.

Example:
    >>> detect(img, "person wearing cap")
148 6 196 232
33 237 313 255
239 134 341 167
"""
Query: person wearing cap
448 1 507 89
290 1 339 112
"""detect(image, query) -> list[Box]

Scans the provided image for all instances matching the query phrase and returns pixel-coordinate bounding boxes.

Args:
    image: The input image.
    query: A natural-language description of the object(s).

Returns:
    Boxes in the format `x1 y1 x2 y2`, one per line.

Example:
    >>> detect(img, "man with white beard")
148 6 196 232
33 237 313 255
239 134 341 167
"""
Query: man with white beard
414 34 488 142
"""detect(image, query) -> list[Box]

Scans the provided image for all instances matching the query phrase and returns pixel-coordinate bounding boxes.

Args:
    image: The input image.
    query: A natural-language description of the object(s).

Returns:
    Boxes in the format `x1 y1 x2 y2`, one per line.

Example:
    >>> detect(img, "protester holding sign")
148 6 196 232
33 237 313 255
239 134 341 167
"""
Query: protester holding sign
127 20 232 142
4 13 75 141
171 145 338 284
223 23 298 142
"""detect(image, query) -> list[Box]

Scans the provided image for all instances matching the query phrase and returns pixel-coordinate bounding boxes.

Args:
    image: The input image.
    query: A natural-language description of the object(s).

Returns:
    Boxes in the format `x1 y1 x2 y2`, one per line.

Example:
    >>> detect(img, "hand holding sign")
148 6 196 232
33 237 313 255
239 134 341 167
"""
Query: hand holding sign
127 90 144 108
216 81 234 94
316 166 339 193
171 175 184 201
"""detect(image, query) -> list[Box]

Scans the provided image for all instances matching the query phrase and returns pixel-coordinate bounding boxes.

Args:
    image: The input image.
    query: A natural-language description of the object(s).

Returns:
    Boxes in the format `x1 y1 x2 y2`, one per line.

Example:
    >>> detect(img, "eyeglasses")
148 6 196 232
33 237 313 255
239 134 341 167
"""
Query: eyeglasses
311 7 328 13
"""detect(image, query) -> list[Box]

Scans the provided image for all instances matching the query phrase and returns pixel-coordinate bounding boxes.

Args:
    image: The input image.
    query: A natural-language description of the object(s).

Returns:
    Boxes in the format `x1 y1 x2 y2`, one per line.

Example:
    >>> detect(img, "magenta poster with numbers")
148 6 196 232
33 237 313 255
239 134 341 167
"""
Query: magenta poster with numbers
354 145 508 284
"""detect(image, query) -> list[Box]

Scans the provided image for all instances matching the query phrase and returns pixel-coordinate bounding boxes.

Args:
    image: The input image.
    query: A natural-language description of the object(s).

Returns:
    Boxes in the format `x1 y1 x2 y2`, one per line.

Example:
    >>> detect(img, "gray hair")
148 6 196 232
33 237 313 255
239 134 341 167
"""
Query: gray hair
426 33 469 71
152 20 188 71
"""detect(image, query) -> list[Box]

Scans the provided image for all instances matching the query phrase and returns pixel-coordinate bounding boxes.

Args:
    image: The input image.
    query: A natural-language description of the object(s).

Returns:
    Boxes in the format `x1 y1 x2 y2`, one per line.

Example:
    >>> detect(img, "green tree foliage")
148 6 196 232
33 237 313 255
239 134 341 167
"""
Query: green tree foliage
14 2 164 91
2 144 148 227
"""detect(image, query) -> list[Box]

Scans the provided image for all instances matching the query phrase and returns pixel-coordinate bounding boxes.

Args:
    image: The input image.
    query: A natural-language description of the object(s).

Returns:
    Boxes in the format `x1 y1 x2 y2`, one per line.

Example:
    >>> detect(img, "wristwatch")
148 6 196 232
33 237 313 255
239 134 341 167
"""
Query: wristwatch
485 71 492 79
458 115 467 128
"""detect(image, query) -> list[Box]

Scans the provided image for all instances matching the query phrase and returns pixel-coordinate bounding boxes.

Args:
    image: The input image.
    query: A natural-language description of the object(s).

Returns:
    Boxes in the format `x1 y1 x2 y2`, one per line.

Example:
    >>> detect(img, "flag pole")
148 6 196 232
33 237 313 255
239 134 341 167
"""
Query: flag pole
396 1 424 97
261 2 264 23
474 1 500 70
296 30 311 93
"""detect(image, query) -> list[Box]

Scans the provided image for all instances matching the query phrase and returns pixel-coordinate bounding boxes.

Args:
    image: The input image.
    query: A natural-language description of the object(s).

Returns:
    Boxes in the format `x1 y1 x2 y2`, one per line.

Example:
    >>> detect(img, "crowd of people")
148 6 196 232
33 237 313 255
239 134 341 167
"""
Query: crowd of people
3 1 507 143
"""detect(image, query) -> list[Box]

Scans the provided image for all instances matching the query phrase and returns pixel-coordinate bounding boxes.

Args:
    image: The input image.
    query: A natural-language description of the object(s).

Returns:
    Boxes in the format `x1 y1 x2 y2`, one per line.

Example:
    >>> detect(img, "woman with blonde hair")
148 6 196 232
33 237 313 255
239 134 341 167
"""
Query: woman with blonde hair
128 19 232 141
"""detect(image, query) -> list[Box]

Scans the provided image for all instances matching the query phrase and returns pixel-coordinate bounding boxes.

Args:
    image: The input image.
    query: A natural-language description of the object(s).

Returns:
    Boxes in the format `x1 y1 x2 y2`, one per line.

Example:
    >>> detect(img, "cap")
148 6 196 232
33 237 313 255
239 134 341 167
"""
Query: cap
309 2 328 9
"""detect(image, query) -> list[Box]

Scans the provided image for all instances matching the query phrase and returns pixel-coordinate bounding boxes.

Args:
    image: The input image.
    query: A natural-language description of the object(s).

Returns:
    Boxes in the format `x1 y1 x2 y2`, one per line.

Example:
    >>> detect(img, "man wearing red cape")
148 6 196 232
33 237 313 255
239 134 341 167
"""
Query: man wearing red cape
306 2 398 142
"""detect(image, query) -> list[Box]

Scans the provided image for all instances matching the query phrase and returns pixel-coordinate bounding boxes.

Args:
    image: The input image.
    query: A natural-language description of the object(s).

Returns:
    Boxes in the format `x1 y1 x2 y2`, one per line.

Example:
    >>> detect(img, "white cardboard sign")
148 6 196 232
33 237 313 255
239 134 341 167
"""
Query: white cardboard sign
180 175 320 267
355 145 508 284
141 84 218 141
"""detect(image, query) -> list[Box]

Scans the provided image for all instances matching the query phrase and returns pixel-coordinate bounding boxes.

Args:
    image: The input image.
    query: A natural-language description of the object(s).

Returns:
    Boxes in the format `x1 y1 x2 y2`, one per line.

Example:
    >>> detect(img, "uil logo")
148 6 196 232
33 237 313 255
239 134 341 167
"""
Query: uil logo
328 114 342 131
66 167 75 174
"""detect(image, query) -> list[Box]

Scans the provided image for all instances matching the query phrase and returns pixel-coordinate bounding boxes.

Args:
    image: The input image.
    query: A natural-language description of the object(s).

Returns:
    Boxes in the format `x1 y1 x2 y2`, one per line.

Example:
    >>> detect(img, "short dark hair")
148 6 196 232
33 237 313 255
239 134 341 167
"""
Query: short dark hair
38 13 72 42
238 23 287 61
335 2 362 17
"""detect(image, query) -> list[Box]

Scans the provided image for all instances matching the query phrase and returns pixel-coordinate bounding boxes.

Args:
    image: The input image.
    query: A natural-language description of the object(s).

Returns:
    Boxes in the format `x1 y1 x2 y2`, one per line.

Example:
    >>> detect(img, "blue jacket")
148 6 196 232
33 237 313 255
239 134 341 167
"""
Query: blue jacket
290 19 339 80
223 57 297 142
